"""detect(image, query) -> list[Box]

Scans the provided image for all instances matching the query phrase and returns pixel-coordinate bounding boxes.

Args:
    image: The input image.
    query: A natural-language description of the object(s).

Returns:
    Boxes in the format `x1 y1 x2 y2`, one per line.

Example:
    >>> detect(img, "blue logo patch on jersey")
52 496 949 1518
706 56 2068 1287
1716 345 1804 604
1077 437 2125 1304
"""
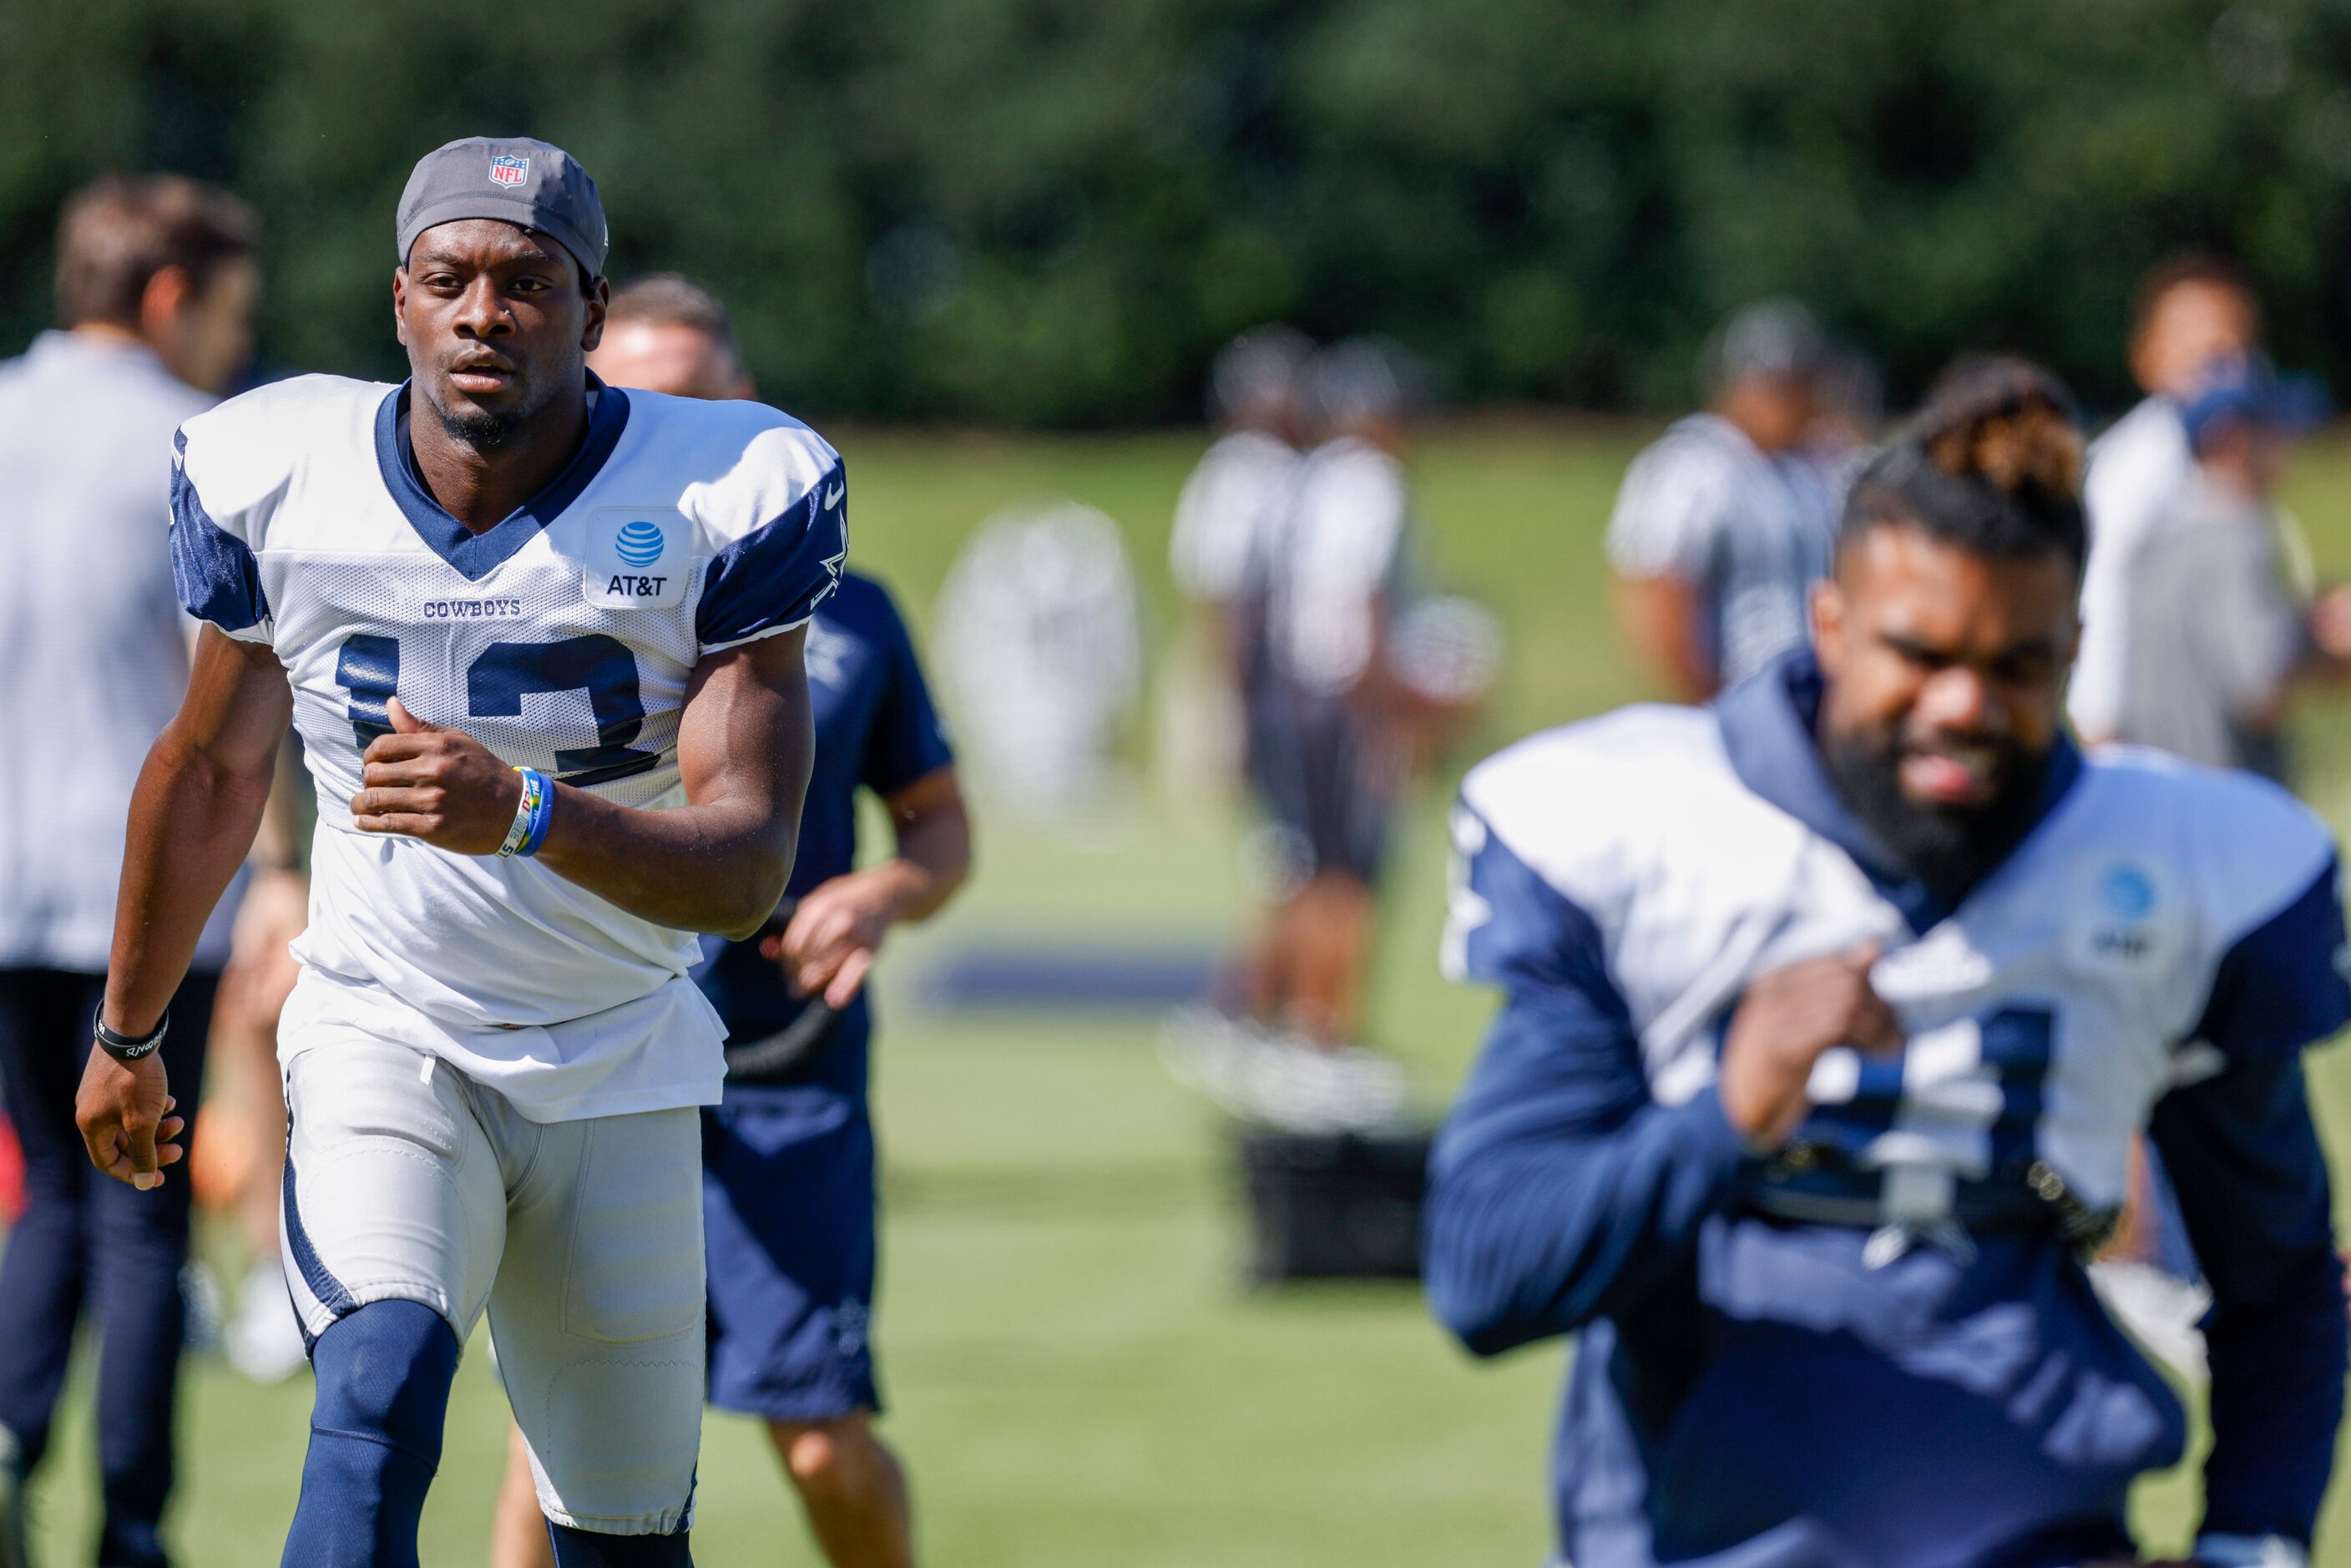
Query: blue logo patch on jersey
614 519 666 568
580 508 689 609
2101 866 2156 921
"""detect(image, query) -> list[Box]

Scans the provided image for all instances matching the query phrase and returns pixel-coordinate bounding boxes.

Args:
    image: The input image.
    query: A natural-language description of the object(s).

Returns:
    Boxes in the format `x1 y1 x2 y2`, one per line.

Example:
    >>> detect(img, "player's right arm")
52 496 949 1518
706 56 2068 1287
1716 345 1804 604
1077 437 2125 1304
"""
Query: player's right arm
1423 802 1896 1355
77 625 292 1189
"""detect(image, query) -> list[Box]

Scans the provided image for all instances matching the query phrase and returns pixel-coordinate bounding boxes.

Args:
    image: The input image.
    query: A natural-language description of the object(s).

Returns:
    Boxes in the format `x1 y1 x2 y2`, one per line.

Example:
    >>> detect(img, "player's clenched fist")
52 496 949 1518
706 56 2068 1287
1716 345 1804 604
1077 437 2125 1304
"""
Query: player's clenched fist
1718 943 1901 1149
75 1050 185 1191
350 696 526 855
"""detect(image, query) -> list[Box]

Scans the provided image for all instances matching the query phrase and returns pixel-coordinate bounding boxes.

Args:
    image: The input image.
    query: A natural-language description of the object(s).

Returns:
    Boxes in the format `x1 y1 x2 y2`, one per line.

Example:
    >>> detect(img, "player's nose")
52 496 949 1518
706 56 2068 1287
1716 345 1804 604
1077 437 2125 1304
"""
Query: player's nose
452 274 514 339
1914 664 1995 730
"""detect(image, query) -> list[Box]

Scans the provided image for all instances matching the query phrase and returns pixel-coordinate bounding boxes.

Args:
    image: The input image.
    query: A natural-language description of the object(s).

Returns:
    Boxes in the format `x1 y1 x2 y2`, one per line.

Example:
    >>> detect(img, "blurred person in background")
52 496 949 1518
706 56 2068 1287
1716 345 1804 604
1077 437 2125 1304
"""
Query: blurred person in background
1160 326 1310 812
1430 362 2349 1566
2109 355 2351 780
1165 328 1312 1014
1255 339 1419 1048
490 273 969 1568
1199 337 1423 1122
1606 298 1838 702
1168 326 1312 703
586 272 755 402
2070 254 2263 745
0 174 261 1568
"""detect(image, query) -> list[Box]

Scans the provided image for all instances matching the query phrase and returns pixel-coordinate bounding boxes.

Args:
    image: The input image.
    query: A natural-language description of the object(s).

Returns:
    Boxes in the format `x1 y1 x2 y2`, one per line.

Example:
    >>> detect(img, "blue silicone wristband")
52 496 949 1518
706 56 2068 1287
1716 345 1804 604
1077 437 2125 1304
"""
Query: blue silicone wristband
515 768 555 857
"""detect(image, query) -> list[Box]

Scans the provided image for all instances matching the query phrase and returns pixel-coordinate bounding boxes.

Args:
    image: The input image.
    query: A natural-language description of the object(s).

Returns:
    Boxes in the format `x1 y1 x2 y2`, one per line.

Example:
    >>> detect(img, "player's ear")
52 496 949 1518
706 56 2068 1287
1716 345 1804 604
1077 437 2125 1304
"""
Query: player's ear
579 274 609 354
139 266 195 343
1810 575 1847 672
392 267 409 348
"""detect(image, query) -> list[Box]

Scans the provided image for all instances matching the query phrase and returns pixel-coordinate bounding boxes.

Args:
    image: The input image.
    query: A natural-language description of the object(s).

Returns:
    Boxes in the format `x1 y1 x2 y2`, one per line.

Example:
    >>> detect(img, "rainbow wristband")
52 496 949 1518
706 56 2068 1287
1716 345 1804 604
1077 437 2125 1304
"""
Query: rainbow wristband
498 767 555 858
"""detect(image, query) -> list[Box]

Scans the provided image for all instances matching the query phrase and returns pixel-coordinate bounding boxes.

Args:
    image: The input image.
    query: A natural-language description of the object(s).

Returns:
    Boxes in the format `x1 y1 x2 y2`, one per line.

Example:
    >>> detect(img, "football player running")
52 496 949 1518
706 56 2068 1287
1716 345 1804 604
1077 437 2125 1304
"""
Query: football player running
1428 361 2348 1566
74 138 845 1566
489 275 969 1568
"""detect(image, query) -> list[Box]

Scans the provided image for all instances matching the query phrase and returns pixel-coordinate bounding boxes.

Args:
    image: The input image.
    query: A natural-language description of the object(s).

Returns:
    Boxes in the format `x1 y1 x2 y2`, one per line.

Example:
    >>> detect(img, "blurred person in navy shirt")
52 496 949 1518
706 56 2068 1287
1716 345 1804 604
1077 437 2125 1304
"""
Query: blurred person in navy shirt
492 275 969 1568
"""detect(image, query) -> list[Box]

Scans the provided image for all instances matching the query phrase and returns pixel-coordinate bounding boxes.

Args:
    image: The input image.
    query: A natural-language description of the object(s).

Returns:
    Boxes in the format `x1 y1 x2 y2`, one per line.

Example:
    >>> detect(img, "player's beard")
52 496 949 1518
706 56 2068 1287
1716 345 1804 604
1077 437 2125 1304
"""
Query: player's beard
1818 722 2054 897
421 367 554 454
434 400 524 451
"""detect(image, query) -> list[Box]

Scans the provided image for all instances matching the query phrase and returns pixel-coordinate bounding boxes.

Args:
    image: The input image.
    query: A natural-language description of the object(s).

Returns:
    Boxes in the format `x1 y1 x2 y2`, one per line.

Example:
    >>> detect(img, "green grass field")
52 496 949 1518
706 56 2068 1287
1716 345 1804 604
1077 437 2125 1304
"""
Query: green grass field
23 420 2351 1564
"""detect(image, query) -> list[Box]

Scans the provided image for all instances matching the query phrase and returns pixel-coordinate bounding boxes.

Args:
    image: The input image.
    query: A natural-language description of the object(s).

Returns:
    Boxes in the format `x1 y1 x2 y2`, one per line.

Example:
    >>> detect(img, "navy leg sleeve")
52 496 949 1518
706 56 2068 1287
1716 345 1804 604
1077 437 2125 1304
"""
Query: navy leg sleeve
281 1299 459 1568
546 1520 694 1565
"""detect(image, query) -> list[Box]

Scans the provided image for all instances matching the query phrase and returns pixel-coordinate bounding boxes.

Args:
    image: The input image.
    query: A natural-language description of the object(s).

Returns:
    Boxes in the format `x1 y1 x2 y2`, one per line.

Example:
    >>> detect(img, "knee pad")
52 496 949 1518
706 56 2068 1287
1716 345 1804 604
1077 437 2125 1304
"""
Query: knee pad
281 1300 458 1568
547 1519 693 1566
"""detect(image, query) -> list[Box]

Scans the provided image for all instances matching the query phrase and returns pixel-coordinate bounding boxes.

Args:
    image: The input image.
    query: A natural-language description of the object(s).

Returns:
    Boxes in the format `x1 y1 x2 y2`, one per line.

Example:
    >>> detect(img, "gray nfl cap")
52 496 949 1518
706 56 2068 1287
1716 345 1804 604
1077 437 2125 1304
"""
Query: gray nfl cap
396 136 609 278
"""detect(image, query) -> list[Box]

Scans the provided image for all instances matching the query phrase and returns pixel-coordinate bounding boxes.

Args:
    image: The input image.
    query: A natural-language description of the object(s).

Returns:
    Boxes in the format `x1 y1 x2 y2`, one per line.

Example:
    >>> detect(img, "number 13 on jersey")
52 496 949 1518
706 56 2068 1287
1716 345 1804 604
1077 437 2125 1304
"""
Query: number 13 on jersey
336 634 659 786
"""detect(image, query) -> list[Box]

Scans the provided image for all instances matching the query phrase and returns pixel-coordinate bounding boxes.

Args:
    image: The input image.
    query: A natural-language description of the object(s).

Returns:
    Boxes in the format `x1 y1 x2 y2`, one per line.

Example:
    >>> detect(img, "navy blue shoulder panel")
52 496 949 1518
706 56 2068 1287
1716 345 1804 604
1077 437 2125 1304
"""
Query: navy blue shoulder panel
1453 805 1630 1024
2196 855 2351 1063
169 427 269 633
696 455 848 650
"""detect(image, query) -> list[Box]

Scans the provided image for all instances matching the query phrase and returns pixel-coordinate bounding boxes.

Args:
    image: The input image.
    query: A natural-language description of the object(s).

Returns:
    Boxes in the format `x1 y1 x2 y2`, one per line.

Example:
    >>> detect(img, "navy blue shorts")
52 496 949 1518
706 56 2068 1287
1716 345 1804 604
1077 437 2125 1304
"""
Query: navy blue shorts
1246 682 1402 886
701 1086 879 1423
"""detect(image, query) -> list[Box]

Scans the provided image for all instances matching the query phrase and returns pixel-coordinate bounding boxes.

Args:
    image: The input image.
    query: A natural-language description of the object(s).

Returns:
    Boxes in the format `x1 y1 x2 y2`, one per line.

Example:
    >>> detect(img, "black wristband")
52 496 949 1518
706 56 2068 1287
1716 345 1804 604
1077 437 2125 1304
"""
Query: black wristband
94 1011 168 1063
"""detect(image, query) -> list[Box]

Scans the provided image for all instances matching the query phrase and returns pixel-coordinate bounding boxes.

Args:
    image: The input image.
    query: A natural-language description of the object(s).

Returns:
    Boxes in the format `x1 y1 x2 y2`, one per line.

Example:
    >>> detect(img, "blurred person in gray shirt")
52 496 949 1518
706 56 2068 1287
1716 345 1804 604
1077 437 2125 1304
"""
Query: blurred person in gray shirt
2072 255 2263 744
2111 355 2351 781
1606 299 1839 701
1162 326 1311 804
1170 326 1312 631
0 175 260 1568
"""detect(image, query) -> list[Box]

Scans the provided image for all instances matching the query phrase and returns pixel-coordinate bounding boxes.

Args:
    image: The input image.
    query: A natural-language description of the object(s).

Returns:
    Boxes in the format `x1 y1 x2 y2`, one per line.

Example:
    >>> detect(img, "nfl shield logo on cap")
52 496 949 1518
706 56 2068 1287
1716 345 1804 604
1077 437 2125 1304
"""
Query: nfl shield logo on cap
488 154 529 188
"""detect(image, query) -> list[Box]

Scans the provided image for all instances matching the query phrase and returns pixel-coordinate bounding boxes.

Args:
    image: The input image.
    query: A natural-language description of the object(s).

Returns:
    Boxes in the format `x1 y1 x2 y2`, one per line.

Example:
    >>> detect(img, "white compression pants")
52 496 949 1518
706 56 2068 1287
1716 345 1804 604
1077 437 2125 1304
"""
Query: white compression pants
280 1032 705 1535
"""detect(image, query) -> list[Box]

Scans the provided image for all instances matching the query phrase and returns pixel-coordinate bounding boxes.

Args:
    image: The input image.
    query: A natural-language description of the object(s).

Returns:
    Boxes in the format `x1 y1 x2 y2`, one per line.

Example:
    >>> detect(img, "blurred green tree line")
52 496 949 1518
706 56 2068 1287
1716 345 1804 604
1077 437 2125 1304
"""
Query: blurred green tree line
4 0 2349 423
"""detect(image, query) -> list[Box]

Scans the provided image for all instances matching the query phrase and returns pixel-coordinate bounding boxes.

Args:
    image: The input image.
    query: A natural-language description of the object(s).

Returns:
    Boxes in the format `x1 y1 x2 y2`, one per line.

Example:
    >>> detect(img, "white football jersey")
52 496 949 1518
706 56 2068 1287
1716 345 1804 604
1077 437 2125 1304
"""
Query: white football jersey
170 373 846 1120
1446 665 2345 1228
1168 428 1297 604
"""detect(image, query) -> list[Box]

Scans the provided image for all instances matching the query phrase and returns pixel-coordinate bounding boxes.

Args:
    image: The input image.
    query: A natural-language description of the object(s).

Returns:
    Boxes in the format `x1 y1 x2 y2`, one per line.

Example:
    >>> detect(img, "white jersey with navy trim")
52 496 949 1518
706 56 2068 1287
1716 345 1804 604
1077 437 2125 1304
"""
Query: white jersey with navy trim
169 373 846 1120
1604 412 1837 689
1445 691 2342 1225
1169 428 1298 604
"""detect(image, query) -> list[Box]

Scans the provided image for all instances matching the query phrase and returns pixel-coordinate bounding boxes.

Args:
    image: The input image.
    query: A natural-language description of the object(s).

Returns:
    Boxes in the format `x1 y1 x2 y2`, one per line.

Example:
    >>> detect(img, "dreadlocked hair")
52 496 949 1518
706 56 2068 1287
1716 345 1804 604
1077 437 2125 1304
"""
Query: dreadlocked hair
1840 356 2086 574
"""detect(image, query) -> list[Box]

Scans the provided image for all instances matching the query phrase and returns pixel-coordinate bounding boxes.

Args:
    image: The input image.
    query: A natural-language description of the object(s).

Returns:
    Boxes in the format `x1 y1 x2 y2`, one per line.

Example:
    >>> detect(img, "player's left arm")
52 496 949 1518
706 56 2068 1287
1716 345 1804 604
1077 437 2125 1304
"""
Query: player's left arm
351 627 814 939
771 766 971 1008
2151 852 2351 1562
774 590 970 1005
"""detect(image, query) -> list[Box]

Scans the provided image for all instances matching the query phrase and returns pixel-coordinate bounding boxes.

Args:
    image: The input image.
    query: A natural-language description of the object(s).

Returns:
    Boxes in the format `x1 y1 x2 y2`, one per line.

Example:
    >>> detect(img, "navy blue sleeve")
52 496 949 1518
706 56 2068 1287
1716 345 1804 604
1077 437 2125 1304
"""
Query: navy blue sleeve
2150 1052 2345 1547
1424 812 1748 1358
2196 857 2351 1064
858 583 954 798
696 457 848 653
168 429 269 636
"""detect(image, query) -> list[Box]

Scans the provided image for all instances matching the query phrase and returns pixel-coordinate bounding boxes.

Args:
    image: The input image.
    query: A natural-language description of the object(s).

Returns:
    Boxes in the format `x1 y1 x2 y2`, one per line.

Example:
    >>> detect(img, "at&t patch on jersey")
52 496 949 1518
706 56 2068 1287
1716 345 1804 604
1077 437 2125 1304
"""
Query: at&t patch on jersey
582 508 688 608
2061 853 2185 978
